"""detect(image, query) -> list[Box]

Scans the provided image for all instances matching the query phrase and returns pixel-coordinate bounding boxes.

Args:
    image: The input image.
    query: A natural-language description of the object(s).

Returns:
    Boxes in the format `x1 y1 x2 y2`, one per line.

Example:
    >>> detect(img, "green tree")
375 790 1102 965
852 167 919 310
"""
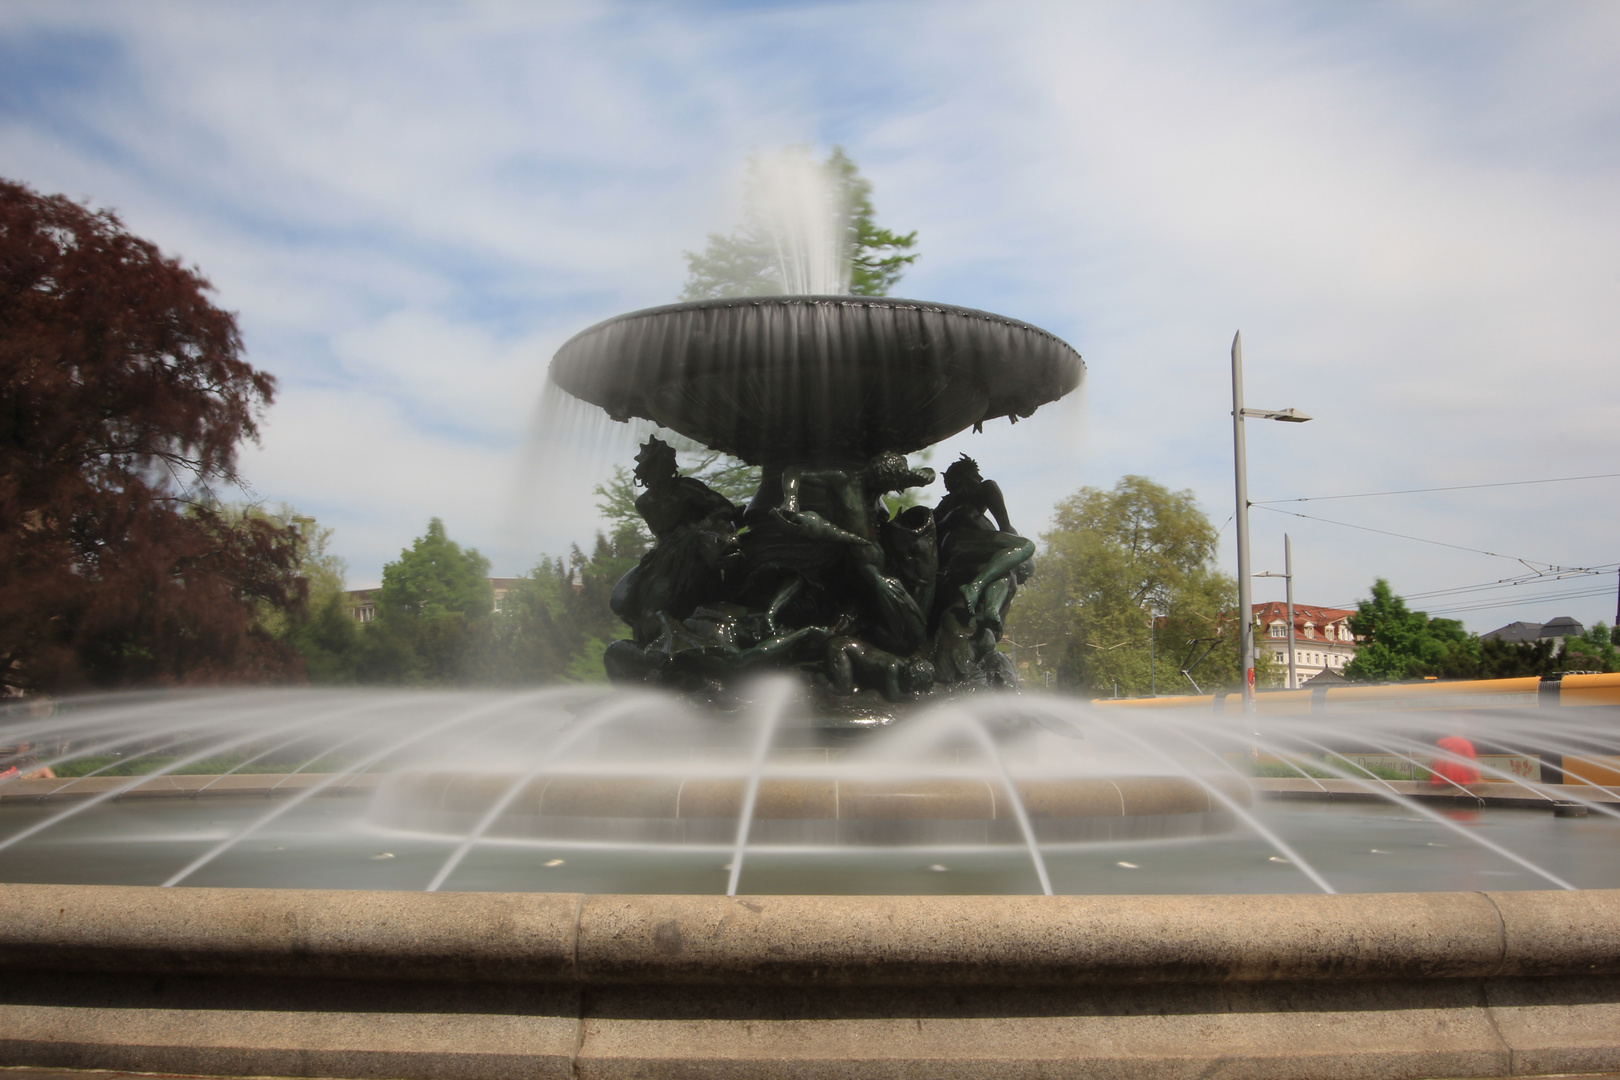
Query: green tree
1553 622 1617 674
479 558 583 685
367 519 494 684
377 519 493 620
634 146 922 540
222 503 346 641
291 592 362 683
1338 580 1615 683
1341 579 1478 682
1007 476 1260 696
680 146 918 300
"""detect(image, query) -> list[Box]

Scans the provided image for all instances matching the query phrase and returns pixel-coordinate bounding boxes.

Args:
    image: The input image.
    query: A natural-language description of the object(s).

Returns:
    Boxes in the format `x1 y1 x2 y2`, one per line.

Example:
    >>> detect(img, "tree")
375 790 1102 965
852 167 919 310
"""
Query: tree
1007 476 1259 696
366 519 494 684
1561 622 1619 673
1339 579 1616 682
230 503 347 641
607 147 923 544
478 558 582 685
0 177 302 692
680 146 919 300
290 592 363 684
1341 580 1477 682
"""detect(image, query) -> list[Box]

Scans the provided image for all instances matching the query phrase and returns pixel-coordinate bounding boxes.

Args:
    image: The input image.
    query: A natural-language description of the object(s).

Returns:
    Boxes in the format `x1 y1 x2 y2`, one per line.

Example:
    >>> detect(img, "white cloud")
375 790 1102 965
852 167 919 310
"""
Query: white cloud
3 0 1617 631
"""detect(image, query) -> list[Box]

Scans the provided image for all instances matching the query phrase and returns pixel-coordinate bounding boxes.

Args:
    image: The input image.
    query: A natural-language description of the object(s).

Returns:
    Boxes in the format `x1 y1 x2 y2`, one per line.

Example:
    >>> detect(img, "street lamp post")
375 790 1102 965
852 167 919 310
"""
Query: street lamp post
1231 331 1311 712
1149 611 1156 697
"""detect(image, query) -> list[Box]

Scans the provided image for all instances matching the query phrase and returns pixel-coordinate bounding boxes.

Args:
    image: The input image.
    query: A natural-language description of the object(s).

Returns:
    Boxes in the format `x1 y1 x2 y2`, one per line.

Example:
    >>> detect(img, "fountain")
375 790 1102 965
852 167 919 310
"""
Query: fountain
3 166 1619 1075
3 678 1620 1077
548 294 1081 702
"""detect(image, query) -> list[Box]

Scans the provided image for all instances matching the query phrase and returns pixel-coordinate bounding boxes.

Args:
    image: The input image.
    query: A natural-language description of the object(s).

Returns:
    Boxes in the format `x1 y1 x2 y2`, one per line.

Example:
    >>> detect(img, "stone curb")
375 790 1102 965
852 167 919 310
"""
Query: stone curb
3 884 1617 986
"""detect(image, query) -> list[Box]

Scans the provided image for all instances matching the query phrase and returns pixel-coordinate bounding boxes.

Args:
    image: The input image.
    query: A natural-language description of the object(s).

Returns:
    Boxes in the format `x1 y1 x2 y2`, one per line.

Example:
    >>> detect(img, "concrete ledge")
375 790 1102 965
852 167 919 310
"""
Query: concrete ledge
3 884 1619 985
3 886 1619 1078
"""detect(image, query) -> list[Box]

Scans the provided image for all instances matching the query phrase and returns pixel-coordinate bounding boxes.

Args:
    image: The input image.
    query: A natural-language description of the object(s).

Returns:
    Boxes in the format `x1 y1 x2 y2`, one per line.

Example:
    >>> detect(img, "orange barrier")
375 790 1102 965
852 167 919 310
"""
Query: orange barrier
1092 672 1620 715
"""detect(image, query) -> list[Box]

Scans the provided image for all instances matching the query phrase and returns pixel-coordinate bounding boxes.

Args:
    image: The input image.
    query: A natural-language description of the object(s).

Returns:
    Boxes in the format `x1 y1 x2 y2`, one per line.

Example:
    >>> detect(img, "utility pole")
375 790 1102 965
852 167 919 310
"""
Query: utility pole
1285 535 1296 691
1231 331 1311 711
1250 540 1302 693
1254 535 1297 689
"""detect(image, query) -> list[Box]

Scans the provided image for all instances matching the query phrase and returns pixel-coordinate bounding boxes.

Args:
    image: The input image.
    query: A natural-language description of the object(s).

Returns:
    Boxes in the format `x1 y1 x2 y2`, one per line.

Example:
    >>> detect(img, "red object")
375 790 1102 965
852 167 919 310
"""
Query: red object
1430 735 1480 785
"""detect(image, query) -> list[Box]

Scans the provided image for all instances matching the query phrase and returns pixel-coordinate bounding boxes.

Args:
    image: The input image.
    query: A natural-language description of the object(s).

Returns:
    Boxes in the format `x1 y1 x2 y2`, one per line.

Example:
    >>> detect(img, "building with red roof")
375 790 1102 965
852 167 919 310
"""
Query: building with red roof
1252 602 1360 688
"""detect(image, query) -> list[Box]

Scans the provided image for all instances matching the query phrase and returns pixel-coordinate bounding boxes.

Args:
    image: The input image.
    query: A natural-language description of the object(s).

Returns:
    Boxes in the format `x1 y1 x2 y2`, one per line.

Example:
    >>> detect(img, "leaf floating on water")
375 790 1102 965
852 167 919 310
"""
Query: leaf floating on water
370 852 394 860
928 864 949 872
1115 861 1139 869
1268 856 1291 864
1370 849 1390 854
1426 842 1448 848
544 859 564 867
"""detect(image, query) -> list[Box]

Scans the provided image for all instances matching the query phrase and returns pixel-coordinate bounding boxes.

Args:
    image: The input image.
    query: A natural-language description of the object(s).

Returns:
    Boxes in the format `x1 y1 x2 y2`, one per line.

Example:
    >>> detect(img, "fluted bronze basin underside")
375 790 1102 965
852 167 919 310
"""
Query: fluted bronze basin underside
548 296 1084 464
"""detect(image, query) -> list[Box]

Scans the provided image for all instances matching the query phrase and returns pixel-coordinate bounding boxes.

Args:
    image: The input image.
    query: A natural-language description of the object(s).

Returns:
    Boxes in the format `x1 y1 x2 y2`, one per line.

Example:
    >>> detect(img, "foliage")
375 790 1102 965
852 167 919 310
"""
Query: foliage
54 750 369 777
0 177 304 692
1006 476 1263 696
1242 757 1421 782
377 519 493 621
369 519 493 683
827 148 922 297
665 146 919 527
292 526 638 687
1341 580 1476 682
1341 580 1616 682
226 503 347 640
1468 622 1618 678
680 146 918 300
1560 622 1619 673
290 592 364 683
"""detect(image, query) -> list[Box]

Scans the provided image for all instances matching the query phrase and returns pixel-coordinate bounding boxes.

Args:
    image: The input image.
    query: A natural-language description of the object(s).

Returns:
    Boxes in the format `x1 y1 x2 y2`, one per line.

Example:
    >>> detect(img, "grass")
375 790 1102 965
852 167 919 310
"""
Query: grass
1242 757 1428 782
50 753 372 778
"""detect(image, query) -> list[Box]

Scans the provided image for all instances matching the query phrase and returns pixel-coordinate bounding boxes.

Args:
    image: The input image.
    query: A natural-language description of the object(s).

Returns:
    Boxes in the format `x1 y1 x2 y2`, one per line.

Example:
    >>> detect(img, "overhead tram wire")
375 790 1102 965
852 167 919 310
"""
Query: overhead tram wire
1250 504 1575 569
1398 564 1620 602
1424 585 1617 618
1247 472 1617 616
1252 471 1620 505
1352 564 1620 610
1324 581 1617 615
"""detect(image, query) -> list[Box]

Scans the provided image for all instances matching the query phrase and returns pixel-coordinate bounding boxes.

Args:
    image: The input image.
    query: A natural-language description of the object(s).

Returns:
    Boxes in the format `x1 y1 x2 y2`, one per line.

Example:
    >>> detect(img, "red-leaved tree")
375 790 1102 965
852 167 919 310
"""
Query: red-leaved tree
0 177 305 692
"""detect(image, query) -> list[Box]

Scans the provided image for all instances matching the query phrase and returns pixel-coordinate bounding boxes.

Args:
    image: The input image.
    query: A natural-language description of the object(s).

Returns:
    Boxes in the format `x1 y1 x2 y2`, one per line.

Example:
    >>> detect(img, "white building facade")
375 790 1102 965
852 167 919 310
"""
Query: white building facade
1252 602 1359 688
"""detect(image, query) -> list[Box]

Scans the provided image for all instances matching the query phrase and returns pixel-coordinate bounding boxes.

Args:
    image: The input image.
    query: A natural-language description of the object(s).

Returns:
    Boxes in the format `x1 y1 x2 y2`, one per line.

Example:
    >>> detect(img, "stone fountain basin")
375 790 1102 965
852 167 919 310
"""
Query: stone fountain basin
2 882 1618 1079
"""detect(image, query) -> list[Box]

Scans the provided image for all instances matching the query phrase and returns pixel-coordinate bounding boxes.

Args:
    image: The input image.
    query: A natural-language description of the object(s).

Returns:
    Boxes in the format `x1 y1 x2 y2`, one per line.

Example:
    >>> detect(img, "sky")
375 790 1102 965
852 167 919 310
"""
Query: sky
3 1 1617 633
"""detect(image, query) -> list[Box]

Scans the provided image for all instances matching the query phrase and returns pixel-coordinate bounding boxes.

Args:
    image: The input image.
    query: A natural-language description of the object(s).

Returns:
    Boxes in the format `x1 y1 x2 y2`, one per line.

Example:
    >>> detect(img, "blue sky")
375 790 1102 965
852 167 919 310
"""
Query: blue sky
3 1 1617 632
